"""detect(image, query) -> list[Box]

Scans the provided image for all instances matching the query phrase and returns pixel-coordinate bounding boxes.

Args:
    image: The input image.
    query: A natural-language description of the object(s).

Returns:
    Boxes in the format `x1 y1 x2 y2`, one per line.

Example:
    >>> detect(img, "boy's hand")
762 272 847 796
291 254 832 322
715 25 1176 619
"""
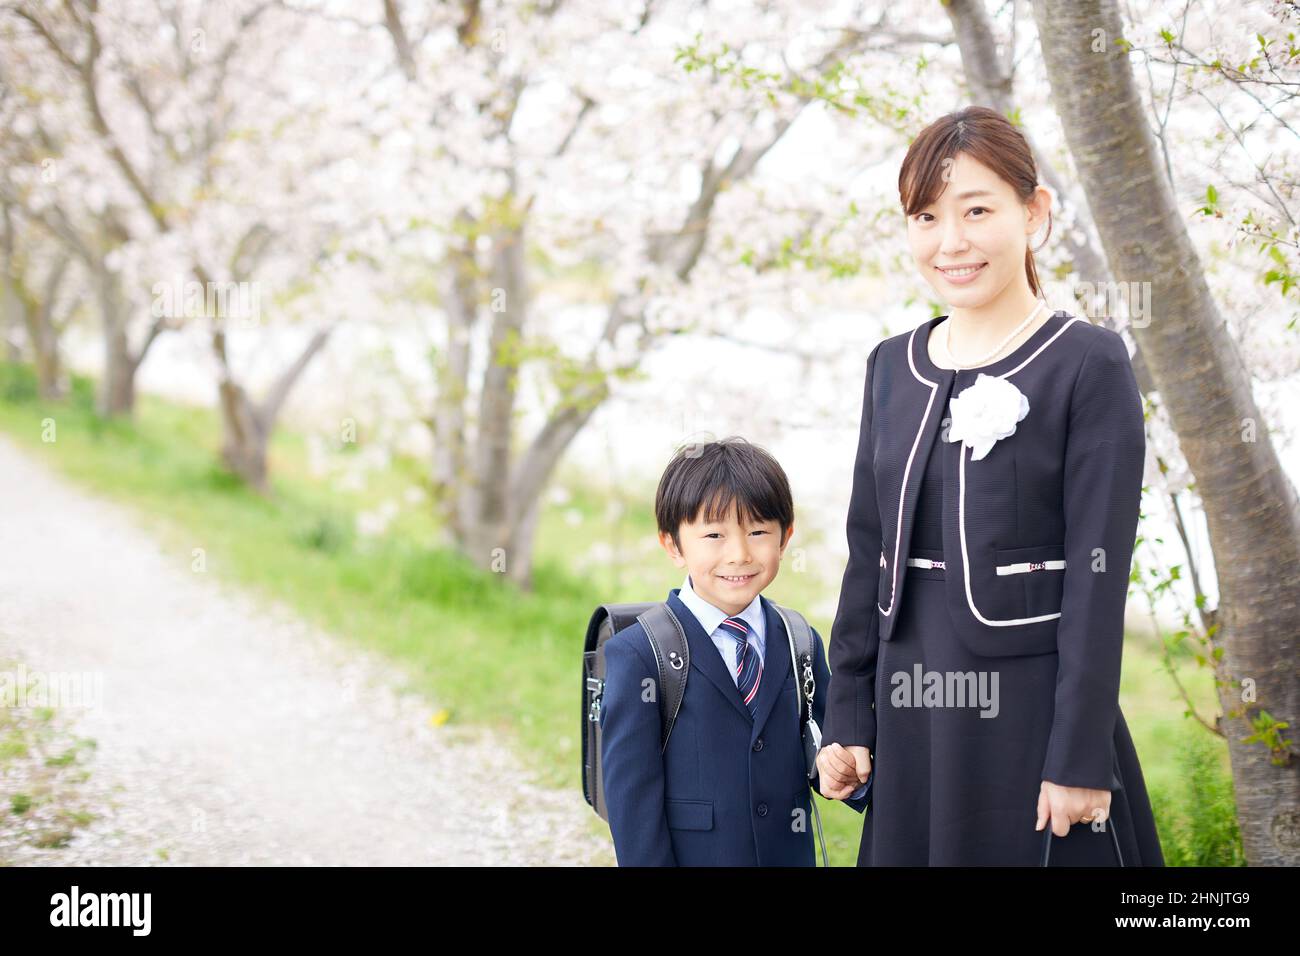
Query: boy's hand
816 743 872 799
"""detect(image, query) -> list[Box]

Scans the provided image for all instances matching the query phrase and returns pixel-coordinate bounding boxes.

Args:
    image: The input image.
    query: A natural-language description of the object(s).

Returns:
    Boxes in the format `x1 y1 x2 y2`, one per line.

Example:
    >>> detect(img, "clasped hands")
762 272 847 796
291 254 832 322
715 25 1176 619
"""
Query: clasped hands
817 743 1113 838
816 743 871 799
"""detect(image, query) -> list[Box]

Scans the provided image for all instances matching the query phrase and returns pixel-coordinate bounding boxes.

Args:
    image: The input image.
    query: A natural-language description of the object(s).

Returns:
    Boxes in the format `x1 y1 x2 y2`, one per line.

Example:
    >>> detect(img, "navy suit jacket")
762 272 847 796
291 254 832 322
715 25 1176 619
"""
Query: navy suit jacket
600 588 869 866
821 310 1145 792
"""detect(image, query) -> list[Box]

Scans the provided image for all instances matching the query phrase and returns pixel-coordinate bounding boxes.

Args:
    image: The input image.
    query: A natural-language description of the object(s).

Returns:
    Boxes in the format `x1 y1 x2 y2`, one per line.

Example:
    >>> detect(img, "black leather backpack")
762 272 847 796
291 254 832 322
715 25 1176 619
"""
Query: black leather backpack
582 600 828 860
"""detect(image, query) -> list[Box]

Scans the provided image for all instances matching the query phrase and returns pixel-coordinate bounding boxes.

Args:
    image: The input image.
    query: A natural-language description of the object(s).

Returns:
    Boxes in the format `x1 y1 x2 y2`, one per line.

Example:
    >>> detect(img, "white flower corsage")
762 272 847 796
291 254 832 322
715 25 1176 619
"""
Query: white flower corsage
945 373 1029 461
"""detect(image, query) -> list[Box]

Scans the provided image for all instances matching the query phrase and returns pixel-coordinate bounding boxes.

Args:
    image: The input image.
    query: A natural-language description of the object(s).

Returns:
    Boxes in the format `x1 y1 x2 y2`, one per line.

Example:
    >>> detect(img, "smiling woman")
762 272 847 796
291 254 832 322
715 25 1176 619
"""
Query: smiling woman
816 106 1165 867
901 113 1056 371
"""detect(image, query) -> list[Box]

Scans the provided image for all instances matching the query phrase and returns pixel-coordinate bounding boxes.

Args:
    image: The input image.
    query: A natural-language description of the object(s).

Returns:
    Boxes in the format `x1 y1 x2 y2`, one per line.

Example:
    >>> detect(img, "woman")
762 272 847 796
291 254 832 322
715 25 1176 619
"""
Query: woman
814 106 1164 866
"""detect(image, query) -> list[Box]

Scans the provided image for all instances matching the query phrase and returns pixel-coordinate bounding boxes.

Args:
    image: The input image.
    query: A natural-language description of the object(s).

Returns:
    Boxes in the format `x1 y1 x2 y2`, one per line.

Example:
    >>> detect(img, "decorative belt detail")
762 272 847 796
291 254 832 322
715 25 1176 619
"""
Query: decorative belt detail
906 557 1066 574
996 560 1066 575
906 557 946 570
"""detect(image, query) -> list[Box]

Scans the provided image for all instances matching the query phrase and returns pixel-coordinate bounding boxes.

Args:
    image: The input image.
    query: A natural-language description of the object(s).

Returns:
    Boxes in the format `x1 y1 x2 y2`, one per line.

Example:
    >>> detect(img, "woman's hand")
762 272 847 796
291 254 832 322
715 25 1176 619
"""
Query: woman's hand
816 743 872 799
1036 780 1112 837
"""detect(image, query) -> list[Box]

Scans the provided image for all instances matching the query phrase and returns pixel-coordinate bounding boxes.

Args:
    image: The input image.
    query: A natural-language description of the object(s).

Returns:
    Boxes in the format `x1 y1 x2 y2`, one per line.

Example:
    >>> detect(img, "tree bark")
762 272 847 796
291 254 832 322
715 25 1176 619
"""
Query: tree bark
0 205 70 397
96 266 137 417
432 210 478 548
1032 0 1300 866
213 325 332 495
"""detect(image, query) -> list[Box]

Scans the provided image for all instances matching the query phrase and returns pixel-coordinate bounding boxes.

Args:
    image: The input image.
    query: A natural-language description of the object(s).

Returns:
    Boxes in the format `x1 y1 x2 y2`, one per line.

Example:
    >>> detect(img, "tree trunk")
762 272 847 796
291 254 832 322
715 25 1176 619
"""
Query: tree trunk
430 35 870 590
29 324 63 400
96 268 137 417
213 325 331 495
0 206 67 391
23 254 71 400
462 184 528 576
432 209 478 546
101 325 136 417
1032 0 1300 866
218 378 269 494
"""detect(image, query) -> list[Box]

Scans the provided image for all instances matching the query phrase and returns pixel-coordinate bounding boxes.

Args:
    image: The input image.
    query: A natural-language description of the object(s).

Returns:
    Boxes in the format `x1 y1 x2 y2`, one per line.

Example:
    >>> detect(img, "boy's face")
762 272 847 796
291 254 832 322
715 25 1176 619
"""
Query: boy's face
659 503 793 617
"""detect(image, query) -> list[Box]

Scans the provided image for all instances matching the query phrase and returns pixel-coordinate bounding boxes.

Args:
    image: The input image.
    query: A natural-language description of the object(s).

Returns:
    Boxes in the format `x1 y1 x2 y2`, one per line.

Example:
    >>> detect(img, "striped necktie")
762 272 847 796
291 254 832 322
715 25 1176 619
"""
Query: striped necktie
720 616 762 715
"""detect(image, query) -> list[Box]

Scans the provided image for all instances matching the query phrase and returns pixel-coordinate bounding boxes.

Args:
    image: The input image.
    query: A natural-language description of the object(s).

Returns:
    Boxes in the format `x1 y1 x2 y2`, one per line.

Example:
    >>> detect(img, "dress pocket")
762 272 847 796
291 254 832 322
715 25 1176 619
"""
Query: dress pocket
994 544 1066 617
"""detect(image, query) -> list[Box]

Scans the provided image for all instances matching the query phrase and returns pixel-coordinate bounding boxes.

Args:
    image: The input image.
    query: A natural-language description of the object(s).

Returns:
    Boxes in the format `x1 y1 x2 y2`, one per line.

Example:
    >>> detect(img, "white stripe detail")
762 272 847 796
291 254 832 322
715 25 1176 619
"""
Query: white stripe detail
885 312 1086 627
957 315 1084 625
993 317 1087 381
995 559 1066 575
906 557 946 570
959 441 1061 625
878 325 939 617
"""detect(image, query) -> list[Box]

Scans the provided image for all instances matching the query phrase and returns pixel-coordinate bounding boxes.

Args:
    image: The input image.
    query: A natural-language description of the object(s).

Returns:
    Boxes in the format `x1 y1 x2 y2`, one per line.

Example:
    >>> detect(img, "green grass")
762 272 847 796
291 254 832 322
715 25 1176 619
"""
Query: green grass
1119 625 1242 865
0 360 1239 864
0 654 101 862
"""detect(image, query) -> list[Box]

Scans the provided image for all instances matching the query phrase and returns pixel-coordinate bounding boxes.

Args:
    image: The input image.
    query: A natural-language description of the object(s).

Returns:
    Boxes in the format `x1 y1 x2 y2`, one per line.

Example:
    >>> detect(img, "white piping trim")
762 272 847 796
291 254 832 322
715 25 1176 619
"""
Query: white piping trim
996 560 1066 575
958 440 1062 625
885 311 1086 627
958 313 1084 625
992 317 1087 381
878 325 939 617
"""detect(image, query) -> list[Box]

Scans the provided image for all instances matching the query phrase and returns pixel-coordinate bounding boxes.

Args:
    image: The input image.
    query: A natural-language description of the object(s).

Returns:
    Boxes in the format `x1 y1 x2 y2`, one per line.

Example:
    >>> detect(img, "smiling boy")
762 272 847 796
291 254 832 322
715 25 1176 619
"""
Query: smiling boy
598 437 868 866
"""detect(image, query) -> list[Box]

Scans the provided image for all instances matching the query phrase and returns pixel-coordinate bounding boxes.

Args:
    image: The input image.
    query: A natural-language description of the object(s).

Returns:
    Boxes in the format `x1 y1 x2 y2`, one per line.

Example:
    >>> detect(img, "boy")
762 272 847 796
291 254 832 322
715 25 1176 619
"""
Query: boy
599 437 869 866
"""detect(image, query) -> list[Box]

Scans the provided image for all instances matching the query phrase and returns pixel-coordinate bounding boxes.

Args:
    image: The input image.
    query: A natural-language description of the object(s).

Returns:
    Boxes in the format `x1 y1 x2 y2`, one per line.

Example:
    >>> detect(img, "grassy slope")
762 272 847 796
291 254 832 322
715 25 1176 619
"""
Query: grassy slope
0 363 1237 864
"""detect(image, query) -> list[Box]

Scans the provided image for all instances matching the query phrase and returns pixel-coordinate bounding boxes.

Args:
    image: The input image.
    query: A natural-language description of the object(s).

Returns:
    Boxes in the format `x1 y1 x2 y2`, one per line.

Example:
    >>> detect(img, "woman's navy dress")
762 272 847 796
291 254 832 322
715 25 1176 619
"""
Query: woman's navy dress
858 364 1165 866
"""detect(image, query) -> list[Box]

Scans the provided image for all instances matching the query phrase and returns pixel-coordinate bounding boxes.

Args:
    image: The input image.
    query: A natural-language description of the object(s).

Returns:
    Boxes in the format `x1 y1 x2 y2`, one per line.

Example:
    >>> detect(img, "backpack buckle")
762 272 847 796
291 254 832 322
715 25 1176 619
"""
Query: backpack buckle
586 677 604 722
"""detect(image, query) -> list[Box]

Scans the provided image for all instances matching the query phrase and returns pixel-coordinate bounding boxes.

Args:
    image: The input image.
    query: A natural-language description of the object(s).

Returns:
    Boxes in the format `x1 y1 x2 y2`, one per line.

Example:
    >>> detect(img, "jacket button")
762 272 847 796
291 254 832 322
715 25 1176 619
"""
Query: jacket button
753 738 764 752
757 803 769 817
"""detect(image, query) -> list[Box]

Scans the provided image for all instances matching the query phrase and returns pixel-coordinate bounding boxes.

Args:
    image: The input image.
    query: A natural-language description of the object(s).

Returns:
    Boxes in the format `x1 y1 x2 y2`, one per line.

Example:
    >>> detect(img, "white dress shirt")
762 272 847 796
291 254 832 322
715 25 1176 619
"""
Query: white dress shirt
677 573 765 682
676 573 869 801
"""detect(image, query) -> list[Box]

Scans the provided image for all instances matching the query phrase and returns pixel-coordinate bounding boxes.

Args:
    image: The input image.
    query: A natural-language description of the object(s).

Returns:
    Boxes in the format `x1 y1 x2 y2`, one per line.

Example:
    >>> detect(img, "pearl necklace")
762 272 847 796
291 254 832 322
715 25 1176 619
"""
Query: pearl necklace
942 300 1045 369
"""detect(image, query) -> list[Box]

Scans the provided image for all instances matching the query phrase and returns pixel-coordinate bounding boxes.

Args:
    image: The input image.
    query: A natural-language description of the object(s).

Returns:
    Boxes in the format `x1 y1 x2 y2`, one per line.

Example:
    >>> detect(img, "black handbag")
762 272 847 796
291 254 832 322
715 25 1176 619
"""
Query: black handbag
1040 816 1124 865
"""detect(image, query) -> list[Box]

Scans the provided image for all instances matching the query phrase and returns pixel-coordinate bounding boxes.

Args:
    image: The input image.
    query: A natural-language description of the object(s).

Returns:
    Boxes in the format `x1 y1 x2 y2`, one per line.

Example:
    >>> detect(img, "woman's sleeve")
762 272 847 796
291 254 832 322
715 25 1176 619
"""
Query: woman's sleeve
1040 329 1146 791
810 626 871 812
821 342 884 754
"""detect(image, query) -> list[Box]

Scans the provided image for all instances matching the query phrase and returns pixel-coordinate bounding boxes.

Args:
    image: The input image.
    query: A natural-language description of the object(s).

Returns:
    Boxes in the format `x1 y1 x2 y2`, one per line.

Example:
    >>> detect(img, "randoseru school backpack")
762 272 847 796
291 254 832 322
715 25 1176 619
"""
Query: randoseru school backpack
582 600 831 865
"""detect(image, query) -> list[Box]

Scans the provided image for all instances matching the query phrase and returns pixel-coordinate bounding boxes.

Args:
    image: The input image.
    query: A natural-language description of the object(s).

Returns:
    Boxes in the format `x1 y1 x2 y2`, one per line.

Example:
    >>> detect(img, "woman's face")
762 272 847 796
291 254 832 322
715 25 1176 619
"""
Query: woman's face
906 151 1050 310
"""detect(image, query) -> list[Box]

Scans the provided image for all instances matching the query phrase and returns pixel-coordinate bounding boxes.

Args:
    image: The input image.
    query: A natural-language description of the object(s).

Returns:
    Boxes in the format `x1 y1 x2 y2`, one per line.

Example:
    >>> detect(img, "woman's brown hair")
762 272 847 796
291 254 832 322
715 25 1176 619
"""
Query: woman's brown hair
897 106 1052 297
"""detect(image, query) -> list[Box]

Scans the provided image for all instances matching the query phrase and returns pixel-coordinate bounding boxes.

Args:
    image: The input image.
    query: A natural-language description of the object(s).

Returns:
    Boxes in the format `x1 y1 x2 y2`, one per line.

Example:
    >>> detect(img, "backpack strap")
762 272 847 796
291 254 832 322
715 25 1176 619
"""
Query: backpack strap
770 601 831 868
770 602 815 725
637 603 690 754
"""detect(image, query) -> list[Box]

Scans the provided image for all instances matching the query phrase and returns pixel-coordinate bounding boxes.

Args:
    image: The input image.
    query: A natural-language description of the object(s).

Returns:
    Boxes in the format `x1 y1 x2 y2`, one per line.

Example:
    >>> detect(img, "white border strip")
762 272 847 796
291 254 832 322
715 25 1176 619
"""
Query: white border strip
994 317 1087 381
995 560 1066 575
883 312 1087 627
957 314 1085 626
879 326 940 617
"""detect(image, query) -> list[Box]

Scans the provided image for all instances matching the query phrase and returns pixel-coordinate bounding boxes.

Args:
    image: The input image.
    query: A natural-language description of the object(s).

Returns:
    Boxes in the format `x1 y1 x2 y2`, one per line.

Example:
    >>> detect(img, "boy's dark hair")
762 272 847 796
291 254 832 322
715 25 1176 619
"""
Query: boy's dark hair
655 436 794 552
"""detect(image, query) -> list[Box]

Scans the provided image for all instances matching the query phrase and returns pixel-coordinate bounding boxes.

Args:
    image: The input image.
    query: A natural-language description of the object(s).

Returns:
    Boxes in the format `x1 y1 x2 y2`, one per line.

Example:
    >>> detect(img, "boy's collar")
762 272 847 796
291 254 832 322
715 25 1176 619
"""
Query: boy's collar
678 572 765 639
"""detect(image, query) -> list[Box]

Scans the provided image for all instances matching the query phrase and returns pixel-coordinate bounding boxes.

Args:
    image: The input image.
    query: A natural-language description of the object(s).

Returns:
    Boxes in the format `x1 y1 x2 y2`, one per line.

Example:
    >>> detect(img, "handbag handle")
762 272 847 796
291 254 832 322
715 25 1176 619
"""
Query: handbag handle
1040 816 1125 866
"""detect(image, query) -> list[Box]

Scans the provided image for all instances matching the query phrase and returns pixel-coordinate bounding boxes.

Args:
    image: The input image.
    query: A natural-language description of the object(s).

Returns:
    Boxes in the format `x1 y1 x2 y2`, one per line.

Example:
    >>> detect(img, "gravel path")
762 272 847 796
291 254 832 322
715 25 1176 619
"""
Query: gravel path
0 433 613 866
